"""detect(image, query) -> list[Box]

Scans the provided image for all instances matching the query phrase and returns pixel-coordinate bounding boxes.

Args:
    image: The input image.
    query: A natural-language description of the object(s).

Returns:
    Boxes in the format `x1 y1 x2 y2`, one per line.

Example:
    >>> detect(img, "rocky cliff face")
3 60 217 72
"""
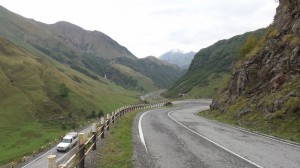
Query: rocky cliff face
212 0 300 117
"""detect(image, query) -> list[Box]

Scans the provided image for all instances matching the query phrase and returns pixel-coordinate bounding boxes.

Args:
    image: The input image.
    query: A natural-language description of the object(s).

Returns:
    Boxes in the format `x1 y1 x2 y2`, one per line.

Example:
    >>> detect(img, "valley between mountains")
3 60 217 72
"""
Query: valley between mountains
1 1 300 168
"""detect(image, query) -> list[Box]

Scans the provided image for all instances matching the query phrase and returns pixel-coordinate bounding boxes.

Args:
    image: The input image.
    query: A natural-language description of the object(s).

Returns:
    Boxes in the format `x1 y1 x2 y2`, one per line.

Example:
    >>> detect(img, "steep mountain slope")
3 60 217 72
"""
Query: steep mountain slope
0 5 182 91
0 6 183 164
210 0 300 142
47 21 136 59
0 37 139 164
0 5 135 60
164 29 266 98
159 49 195 69
114 56 183 89
110 62 156 91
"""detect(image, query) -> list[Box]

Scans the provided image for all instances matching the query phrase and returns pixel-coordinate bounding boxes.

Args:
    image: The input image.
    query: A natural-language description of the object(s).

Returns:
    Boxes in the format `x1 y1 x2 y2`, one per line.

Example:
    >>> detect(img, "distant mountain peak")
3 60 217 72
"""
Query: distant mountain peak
144 56 179 68
159 49 196 69
169 49 185 54
54 21 77 26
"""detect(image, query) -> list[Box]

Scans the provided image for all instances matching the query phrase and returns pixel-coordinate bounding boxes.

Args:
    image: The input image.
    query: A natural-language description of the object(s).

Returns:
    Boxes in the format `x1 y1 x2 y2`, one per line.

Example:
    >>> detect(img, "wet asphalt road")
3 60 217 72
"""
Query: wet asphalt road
133 100 300 168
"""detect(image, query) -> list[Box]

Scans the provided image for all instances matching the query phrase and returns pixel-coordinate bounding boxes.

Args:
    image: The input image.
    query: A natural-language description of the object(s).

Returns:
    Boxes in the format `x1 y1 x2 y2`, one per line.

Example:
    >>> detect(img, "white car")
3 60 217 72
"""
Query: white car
57 132 79 152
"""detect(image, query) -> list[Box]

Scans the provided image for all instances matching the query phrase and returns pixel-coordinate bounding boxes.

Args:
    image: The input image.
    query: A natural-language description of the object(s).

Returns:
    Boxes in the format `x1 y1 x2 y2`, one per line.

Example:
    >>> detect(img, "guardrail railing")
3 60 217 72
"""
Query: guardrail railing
47 102 170 168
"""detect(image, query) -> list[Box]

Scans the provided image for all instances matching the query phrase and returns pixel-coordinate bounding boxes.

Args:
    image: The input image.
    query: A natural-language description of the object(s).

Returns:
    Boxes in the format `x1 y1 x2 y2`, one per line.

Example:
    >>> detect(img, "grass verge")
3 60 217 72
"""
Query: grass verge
99 110 140 168
0 122 65 165
198 110 300 144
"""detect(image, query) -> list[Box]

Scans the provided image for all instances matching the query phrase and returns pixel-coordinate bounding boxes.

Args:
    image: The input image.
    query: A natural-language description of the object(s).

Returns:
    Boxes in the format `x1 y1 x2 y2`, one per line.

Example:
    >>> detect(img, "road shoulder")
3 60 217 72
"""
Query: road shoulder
132 111 157 168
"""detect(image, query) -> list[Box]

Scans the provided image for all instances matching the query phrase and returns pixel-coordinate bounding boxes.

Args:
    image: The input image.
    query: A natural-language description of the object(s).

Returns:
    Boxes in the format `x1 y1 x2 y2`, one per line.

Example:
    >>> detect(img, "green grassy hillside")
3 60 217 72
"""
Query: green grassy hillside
115 56 184 89
110 62 156 91
0 5 183 164
0 5 183 92
0 37 139 165
164 28 266 98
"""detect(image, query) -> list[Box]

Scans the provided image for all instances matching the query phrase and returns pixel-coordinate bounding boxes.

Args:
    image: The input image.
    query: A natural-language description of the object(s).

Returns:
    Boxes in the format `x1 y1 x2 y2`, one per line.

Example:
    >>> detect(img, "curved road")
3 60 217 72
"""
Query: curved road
133 100 300 168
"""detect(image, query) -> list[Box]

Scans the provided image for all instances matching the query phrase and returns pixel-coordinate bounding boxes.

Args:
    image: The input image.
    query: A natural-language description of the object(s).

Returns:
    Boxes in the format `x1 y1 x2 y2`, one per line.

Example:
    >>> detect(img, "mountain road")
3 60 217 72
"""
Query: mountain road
133 100 300 168
18 125 94 168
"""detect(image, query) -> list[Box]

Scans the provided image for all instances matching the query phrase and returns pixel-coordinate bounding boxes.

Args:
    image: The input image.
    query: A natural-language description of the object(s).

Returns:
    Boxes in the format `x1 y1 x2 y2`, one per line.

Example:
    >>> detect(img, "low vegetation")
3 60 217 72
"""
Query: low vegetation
114 56 184 89
164 28 266 99
0 6 183 165
0 37 139 165
0 5 183 93
110 63 156 92
208 0 300 145
199 103 300 144
99 110 140 168
0 123 70 165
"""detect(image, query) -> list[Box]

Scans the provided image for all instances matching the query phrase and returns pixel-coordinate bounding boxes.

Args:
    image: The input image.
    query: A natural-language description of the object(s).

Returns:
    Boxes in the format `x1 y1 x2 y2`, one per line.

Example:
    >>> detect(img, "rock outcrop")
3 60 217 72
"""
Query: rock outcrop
212 0 300 117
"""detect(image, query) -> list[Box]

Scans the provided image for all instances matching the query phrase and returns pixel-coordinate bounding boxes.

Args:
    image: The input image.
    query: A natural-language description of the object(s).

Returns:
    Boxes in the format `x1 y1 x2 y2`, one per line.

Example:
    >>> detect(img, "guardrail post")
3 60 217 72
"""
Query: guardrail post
58 164 66 168
79 133 85 168
112 112 115 124
115 110 118 119
101 117 105 139
92 123 97 150
107 113 110 131
47 155 56 168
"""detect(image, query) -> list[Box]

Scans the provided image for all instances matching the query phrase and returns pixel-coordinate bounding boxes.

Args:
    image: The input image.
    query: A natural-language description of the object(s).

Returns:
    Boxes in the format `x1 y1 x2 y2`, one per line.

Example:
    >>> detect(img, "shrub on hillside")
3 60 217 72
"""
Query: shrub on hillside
59 83 70 97
98 109 104 118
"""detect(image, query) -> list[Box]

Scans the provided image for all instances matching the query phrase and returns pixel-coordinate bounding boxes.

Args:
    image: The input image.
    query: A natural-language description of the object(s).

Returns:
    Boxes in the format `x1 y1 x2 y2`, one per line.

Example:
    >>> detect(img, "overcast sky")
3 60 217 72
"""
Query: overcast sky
1 0 278 57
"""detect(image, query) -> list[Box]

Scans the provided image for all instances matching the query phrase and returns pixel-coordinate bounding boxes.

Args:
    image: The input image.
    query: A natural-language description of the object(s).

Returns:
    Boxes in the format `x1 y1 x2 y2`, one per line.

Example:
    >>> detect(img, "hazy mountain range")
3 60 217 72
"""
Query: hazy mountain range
159 49 196 69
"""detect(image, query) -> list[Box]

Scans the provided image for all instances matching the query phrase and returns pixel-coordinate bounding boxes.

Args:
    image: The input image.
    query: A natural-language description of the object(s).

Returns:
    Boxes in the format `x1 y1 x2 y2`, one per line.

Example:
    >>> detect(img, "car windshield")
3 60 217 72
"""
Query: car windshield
62 138 71 143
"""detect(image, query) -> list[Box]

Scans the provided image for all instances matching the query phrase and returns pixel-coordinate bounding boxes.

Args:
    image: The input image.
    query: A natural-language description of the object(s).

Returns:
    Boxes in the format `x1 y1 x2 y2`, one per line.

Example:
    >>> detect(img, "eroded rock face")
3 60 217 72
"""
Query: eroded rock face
271 73 287 91
212 0 300 114
292 18 300 35
290 46 300 71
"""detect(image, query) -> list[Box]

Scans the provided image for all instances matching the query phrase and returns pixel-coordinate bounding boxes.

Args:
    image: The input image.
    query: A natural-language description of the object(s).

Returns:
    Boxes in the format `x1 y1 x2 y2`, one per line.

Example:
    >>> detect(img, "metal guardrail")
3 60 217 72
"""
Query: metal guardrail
47 102 170 168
